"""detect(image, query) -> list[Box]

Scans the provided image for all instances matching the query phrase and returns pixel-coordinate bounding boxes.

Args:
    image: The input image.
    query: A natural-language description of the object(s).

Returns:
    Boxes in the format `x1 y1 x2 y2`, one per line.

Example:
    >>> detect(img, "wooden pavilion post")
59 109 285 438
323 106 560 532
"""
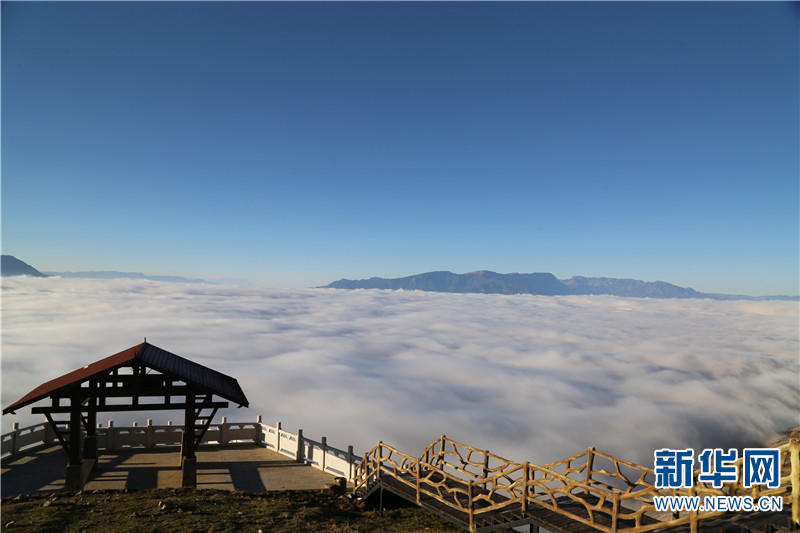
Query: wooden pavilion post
64 392 83 490
82 384 98 471
181 392 197 488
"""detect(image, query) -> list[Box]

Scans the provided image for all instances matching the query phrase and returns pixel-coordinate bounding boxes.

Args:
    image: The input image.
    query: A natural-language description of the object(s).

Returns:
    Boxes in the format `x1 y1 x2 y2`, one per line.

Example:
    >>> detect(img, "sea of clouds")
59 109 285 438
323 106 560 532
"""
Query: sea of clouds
2 276 797 467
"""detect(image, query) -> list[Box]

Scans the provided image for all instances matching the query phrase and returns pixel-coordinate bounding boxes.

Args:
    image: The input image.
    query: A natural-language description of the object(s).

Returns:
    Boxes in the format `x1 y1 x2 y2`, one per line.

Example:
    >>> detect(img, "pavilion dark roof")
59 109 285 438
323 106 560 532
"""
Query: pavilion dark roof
3 342 249 414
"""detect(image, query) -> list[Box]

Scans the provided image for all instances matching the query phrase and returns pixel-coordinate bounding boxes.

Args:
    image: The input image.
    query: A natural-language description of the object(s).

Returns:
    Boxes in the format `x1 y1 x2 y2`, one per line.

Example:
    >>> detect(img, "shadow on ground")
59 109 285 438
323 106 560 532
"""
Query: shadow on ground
1 444 336 497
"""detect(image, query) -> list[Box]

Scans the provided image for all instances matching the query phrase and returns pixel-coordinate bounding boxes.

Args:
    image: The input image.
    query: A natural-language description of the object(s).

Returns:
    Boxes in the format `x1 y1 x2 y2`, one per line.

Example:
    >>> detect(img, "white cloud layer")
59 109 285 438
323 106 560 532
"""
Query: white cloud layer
2 277 798 466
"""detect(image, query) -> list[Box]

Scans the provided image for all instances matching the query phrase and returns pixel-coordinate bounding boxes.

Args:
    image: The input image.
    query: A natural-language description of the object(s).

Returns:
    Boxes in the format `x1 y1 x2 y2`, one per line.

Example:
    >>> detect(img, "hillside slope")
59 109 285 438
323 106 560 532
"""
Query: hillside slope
1 255 47 277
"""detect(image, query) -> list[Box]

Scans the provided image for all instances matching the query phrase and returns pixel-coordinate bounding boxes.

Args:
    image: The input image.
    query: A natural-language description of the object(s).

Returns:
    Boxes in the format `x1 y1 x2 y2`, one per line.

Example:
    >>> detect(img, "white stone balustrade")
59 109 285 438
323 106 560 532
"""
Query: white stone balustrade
1 416 362 481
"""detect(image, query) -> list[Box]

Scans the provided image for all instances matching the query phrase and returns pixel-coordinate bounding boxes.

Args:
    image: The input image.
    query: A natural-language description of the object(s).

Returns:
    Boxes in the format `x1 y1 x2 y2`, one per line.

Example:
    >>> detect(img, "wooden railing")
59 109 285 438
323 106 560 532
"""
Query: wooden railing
528 440 800 532
528 447 665 532
422 435 521 490
354 436 530 530
354 436 800 533
353 441 418 497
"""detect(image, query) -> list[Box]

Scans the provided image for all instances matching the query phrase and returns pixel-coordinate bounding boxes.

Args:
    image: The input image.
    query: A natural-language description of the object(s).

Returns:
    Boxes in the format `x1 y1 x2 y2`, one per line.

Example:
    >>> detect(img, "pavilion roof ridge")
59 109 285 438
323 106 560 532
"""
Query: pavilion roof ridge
2 342 248 415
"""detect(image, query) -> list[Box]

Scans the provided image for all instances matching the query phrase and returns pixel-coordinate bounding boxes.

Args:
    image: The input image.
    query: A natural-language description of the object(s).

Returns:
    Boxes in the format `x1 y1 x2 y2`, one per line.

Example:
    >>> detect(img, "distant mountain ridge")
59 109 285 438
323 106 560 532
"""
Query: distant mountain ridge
326 270 571 295
1 255 212 284
323 270 796 300
561 276 703 298
43 270 209 283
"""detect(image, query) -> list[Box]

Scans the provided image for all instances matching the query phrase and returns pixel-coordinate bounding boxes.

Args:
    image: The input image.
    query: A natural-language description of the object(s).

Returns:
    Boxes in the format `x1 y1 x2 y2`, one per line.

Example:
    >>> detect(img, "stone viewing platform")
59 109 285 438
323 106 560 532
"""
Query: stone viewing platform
2 443 336 496
1 342 359 497
1 417 360 498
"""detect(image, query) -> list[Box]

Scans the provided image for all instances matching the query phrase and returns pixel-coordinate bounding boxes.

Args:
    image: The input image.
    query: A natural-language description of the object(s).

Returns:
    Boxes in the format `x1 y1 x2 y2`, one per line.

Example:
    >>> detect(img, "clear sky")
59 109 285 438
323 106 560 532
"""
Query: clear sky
2 1 798 295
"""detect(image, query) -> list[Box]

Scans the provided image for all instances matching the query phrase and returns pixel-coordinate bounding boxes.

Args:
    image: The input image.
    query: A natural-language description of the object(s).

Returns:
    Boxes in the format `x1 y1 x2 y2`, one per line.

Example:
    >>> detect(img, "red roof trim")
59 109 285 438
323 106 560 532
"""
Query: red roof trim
2 343 248 414
3 344 143 414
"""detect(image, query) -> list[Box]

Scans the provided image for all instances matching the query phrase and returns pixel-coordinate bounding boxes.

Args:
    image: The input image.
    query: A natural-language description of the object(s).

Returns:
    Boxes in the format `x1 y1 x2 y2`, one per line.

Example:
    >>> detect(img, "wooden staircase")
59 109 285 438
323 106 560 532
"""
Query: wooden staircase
353 436 799 533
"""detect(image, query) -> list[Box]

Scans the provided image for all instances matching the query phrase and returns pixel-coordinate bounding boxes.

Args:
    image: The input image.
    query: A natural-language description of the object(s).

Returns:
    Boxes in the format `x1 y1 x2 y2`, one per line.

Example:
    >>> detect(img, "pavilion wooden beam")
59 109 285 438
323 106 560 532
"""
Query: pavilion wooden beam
54 381 222 401
43 412 71 456
32 400 229 414
69 386 208 398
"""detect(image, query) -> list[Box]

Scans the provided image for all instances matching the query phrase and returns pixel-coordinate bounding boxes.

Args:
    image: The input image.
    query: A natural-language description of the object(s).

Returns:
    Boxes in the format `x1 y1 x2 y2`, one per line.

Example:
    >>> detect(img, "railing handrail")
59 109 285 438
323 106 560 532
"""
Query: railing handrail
527 462 672 533
2 417 362 482
357 436 799 532
471 462 525 492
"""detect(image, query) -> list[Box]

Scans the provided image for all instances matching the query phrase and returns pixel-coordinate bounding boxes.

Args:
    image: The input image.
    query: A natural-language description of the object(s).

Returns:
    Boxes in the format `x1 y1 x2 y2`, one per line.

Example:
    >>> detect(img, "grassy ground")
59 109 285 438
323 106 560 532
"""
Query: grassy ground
1 488 472 533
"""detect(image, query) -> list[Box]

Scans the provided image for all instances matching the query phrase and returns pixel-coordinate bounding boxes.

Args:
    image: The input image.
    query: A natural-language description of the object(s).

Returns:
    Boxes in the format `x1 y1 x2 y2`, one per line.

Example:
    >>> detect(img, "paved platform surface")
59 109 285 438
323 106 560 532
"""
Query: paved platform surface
1 444 338 497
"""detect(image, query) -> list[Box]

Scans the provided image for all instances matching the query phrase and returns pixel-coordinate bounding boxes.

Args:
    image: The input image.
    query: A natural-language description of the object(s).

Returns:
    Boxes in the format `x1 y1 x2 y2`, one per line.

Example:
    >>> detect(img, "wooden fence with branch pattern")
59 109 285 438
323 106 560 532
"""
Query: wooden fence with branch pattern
354 435 800 533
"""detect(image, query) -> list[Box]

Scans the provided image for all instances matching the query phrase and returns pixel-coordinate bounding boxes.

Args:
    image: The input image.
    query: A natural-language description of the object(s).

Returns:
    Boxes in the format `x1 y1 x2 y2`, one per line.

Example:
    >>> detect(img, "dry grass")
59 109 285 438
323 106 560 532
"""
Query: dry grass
1 488 470 533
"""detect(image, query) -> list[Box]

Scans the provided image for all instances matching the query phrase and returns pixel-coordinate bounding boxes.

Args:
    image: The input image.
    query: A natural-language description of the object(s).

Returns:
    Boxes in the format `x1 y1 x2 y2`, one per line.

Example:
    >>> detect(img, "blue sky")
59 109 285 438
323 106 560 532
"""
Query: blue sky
2 1 798 295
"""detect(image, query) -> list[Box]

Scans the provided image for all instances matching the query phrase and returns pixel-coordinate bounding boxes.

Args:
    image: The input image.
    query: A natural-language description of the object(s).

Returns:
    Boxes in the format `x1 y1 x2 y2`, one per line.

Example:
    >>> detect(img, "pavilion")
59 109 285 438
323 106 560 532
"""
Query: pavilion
2 342 249 489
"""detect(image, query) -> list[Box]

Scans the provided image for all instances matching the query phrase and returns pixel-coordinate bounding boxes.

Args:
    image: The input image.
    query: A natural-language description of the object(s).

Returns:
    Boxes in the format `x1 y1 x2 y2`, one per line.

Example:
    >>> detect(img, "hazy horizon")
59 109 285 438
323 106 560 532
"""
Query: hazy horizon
4 254 800 299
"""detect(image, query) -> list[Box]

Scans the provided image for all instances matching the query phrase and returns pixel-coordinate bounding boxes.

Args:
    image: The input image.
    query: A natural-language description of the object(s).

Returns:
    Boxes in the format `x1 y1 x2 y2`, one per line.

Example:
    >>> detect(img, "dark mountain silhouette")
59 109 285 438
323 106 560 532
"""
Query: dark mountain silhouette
561 276 704 298
1 255 48 277
325 270 570 295
323 270 792 299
